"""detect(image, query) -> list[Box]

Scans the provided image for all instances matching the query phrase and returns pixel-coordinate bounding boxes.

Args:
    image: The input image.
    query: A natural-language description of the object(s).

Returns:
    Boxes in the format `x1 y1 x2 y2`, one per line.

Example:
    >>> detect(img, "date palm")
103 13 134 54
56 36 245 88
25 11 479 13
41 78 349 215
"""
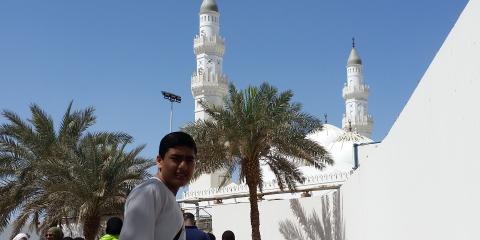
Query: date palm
54 131 153 240
0 103 94 236
0 103 153 240
183 83 333 240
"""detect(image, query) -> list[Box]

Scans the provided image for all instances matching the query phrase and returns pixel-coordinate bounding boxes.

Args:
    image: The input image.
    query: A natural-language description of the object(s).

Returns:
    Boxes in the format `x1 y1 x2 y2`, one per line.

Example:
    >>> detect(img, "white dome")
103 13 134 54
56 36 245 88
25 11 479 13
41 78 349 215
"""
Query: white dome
307 124 345 146
310 125 372 170
261 124 372 182
347 47 362 65
200 0 219 14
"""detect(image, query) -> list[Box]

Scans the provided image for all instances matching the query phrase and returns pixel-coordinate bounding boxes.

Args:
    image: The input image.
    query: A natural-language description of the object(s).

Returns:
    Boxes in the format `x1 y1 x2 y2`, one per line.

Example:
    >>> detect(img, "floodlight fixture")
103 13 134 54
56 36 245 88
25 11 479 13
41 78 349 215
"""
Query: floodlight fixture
161 91 182 132
162 91 182 103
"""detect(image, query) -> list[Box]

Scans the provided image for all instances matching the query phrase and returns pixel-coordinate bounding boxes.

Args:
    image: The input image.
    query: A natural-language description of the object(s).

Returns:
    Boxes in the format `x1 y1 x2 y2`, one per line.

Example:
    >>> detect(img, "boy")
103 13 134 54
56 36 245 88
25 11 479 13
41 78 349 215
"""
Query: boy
120 132 197 240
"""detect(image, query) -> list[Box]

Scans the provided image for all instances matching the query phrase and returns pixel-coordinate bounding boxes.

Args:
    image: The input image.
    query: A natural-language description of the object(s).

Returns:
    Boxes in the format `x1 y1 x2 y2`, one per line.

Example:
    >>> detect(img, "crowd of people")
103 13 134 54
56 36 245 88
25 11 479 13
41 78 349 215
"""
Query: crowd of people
13 216 122 240
11 132 236 240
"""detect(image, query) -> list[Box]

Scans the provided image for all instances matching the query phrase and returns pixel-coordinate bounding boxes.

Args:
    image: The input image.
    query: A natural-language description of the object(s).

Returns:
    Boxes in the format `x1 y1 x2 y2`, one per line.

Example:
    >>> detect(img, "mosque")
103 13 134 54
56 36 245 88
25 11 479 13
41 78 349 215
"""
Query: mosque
181 0 480 239
186 0 373 193
181 0 376 238
2 0 477 239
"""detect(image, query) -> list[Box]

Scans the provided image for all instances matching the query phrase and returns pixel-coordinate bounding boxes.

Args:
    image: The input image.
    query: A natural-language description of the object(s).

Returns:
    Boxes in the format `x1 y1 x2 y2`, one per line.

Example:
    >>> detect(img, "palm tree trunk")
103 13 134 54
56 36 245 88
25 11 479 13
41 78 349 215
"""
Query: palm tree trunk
245 160 262 240
83 214 101 240
247 182 262 240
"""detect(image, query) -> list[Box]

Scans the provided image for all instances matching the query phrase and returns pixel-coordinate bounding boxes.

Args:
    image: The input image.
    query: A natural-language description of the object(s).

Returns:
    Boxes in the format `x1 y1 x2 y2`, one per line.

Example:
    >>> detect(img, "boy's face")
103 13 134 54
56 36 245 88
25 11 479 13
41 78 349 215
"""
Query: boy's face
157 146 196 193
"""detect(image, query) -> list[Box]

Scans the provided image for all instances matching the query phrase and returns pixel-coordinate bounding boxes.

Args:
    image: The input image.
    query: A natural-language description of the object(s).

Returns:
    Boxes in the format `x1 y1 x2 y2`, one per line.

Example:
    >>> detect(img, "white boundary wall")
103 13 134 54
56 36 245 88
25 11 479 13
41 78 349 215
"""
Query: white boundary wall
209 190 340 240
341 1 480 239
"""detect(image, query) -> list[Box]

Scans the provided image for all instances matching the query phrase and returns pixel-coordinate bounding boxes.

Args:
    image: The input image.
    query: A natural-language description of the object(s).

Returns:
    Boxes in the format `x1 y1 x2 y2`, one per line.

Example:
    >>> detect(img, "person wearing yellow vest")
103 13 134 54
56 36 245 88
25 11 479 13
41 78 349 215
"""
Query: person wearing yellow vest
100 217 122 240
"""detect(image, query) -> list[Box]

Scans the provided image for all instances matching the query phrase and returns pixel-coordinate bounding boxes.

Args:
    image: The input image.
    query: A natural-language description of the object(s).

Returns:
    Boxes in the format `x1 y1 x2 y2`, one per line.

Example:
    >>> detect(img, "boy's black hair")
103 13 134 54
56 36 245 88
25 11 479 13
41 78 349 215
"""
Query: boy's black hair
159 132 197 158
105 217 123 235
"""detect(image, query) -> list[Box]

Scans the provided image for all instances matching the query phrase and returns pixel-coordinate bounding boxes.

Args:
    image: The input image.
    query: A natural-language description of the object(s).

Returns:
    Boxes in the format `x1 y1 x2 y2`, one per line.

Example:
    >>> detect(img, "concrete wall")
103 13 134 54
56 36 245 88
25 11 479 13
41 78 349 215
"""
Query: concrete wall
341 0 480 239
209 190 341 240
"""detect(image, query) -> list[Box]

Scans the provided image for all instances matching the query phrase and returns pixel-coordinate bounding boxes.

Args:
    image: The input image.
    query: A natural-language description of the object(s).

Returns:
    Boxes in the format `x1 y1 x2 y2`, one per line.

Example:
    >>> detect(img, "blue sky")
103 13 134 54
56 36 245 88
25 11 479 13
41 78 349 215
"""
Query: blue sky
0 0 469 160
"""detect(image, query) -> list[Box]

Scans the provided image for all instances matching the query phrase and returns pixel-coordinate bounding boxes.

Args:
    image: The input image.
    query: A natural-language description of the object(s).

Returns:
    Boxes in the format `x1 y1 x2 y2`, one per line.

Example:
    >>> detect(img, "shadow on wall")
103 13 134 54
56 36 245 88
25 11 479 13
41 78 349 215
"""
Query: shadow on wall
279 191 344 240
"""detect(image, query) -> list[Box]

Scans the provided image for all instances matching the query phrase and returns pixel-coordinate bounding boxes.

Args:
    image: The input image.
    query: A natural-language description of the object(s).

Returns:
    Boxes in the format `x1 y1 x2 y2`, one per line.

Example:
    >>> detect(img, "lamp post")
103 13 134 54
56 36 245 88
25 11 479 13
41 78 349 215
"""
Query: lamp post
161 91 182 132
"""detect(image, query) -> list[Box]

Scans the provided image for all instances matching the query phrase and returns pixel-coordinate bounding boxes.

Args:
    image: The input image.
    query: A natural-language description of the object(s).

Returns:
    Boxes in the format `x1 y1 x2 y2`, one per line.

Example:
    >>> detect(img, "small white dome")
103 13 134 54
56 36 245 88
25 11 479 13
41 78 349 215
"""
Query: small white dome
200 0 219 14
347 47 362 65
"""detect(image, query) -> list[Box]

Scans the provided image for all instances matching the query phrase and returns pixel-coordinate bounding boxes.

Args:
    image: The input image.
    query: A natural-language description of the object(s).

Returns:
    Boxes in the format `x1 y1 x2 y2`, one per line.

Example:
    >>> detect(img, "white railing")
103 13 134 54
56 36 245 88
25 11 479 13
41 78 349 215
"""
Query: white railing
182 170 353 200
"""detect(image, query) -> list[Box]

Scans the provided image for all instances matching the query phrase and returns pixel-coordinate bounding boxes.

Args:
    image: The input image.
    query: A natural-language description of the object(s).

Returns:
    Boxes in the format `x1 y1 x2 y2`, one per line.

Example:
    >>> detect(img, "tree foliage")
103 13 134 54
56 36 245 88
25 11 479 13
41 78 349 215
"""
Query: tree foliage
183 83 333 240
0 103 153 240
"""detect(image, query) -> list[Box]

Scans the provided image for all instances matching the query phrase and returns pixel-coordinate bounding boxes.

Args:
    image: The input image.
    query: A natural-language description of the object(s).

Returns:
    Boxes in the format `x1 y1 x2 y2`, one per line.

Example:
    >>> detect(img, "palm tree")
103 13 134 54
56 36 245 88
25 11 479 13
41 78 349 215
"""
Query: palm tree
183 83 333 240
52 132 153 240
0 103 95 237
0 103 153 240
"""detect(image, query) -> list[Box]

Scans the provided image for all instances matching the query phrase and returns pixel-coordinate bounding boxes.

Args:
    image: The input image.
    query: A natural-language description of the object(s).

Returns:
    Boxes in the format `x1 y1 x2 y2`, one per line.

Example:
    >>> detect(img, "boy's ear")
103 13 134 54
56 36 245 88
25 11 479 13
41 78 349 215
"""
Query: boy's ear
156 155 163 165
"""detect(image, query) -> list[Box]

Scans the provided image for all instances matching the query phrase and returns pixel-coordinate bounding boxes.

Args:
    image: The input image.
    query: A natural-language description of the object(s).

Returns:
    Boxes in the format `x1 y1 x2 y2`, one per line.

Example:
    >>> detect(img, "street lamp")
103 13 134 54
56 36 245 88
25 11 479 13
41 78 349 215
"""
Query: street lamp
161 91 181 132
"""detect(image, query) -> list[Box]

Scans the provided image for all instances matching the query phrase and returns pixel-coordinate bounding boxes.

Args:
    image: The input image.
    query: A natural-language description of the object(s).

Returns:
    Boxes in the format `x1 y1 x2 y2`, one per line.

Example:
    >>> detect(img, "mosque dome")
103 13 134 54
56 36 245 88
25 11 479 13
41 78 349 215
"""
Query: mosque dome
261 124 372 182
347 47 362 65
200 0 219 14
308 124 372 169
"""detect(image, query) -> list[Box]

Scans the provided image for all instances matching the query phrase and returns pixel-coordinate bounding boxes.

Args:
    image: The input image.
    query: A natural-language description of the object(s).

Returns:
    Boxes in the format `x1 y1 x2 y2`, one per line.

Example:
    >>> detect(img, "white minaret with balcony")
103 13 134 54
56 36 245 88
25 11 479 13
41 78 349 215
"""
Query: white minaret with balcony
189 0 228 191
342 40 374 138
191 0 228 121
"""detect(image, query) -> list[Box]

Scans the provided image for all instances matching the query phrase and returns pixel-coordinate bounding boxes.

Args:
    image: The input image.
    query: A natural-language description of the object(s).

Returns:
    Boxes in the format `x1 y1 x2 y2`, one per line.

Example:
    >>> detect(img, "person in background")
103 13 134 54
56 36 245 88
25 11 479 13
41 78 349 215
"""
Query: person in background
100 217 123 240
207 232 216 240
45 227 63 240
12 233 29 240
221 230 235 240
183 212 210 240
120 132 197 240
62 237 73 240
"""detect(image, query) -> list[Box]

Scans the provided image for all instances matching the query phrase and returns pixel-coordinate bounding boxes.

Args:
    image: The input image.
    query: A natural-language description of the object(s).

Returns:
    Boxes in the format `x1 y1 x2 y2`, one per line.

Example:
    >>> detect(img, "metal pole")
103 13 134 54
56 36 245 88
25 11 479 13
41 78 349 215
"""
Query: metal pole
352 141 381 170
195 202 200 220
161 91 181 133
170 101 173 132
353 143 359 170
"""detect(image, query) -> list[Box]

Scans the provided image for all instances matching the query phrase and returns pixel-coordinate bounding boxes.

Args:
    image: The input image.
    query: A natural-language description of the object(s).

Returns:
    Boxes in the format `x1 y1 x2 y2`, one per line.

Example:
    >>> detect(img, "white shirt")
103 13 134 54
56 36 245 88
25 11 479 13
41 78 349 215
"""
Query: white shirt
120 177 185 240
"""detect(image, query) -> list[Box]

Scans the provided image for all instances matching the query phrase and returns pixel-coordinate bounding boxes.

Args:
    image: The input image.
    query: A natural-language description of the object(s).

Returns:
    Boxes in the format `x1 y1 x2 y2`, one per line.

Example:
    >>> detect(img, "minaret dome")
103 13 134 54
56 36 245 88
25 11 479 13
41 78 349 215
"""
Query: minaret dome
200 0 219 14
347 47 362 65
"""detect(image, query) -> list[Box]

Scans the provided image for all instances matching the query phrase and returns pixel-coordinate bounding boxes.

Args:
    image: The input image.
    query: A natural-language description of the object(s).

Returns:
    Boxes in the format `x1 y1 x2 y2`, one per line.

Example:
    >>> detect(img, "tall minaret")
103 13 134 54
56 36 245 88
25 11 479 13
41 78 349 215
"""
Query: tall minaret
189 0 228 191
342 39 374 138
191 0 228 121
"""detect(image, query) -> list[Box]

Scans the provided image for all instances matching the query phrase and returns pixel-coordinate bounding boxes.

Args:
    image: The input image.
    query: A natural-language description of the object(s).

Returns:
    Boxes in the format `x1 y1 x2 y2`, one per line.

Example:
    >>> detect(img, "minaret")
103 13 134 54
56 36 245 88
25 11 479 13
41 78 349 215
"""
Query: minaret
189 0 228 191
342 39 374 138
191 0 228 121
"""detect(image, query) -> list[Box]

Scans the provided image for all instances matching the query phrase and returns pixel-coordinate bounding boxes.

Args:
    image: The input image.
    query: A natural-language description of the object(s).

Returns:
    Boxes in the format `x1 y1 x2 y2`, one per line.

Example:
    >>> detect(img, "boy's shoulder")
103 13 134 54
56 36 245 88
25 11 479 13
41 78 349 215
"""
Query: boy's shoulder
129 178 168 197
